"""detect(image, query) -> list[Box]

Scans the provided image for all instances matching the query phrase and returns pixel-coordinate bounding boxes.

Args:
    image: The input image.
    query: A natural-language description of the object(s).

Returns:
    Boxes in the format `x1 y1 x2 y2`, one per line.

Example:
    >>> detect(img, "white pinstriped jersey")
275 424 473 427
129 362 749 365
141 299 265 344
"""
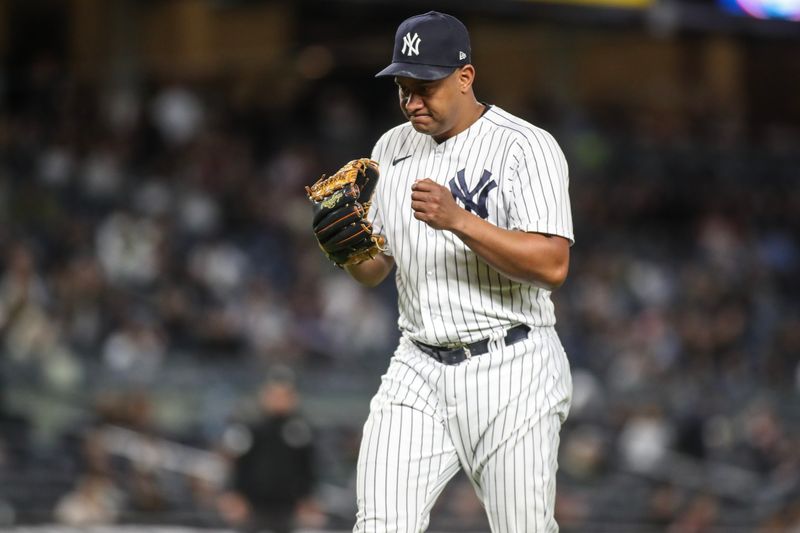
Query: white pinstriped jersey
369 105 574 346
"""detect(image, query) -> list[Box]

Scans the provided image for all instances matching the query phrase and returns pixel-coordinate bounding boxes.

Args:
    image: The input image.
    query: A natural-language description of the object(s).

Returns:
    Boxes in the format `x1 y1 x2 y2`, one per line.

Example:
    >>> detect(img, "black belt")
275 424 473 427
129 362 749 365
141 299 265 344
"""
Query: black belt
412 324 531 365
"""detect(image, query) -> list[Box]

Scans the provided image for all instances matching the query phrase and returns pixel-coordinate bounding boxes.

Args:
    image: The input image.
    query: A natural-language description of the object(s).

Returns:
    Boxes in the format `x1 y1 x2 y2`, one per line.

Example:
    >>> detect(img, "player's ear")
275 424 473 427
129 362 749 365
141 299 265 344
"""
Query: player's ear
457 65 475 93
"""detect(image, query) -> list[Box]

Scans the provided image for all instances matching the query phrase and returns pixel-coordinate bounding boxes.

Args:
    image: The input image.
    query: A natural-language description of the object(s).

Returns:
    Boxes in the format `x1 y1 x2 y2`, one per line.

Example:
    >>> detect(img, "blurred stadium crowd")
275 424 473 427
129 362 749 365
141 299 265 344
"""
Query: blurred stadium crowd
0 46 799 532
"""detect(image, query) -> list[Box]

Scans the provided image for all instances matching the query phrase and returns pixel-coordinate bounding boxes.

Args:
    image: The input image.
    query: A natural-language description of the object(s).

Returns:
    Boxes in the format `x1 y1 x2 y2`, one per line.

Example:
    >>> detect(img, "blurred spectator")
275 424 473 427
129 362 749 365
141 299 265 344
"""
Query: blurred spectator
102 315 166 379
53 473 123 526
219 368 318 533
96 211 163 287
150 85 204 148
759 499 800 532
618 405 674 474
647 483 683 529
667 493 719 533
0 243 49 362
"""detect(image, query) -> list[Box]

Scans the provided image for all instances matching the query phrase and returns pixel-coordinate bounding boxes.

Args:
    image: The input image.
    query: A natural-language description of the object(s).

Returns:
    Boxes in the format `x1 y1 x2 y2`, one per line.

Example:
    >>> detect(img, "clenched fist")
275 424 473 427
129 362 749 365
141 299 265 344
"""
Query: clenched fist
410 178 466 232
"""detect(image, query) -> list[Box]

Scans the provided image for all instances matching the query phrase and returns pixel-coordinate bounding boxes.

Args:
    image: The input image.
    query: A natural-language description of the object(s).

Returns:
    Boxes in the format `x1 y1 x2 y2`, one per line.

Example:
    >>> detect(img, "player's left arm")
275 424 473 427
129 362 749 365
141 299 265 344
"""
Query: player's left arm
411 179 569 289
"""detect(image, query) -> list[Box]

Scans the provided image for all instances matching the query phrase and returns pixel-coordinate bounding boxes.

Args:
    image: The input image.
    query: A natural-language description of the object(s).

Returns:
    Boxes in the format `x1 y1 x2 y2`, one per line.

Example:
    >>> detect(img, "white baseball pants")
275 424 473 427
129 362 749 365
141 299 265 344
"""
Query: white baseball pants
353 326 572 533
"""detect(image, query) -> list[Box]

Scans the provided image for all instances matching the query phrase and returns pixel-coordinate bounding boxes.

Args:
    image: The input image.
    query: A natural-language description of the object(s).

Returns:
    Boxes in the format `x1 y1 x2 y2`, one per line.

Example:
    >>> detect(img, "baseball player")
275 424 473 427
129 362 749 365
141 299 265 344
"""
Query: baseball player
341 11 574 532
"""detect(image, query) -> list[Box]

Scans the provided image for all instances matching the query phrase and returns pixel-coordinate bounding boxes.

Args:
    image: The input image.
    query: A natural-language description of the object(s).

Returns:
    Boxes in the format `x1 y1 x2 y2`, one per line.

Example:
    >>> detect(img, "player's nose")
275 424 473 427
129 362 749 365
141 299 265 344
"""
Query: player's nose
404 93 424 113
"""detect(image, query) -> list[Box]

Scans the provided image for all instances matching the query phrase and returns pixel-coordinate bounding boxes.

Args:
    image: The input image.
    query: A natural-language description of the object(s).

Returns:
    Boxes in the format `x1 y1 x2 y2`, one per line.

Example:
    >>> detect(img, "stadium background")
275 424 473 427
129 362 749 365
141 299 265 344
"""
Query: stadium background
0 0 798 531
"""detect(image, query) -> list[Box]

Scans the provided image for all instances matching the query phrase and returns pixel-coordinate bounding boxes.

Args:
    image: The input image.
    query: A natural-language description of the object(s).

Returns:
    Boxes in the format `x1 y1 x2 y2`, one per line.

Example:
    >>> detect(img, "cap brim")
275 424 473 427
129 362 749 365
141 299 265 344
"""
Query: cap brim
375 62 456 81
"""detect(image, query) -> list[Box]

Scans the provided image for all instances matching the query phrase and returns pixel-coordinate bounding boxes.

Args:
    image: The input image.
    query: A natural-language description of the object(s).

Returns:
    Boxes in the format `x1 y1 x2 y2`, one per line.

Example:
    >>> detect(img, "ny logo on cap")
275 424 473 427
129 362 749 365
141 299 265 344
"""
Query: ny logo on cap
402 32 421 56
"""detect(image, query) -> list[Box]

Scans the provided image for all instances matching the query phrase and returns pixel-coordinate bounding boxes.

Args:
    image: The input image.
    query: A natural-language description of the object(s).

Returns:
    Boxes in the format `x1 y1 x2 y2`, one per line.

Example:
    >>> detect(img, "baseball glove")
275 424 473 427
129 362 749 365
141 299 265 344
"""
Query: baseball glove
306 158 385 267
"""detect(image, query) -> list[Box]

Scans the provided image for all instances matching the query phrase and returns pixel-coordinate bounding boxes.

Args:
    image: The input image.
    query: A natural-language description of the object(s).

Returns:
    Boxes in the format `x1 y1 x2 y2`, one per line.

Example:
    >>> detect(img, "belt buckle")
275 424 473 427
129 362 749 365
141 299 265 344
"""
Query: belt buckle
448 341 471 360
463 345 472 359
443 341 471 362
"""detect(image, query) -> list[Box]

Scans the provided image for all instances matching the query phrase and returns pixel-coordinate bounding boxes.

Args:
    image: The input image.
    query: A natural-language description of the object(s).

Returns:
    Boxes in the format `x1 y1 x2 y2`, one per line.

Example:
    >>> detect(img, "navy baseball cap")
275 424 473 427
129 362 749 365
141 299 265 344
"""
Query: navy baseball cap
376 11 471 81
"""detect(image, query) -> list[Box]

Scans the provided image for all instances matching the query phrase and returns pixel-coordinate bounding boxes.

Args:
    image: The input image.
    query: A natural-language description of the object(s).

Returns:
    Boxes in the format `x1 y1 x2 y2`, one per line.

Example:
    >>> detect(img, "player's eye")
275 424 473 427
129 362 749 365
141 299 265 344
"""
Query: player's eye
397 82 432 99
416 84 434 97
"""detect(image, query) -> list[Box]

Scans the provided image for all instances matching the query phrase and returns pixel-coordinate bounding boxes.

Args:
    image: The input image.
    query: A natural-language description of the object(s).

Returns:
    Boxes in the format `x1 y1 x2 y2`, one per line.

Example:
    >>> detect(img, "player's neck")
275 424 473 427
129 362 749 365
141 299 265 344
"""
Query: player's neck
432 99 486 144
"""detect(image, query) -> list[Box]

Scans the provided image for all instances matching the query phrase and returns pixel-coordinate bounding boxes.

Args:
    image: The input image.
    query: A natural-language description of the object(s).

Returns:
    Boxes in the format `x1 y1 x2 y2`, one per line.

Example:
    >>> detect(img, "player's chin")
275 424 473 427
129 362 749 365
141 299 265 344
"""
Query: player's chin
409 123 429 134
408 116 437 134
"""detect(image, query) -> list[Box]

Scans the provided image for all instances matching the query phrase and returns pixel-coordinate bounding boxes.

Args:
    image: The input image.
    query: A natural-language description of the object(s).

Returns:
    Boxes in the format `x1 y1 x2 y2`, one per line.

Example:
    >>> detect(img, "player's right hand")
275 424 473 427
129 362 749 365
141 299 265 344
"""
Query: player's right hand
411 178 466 232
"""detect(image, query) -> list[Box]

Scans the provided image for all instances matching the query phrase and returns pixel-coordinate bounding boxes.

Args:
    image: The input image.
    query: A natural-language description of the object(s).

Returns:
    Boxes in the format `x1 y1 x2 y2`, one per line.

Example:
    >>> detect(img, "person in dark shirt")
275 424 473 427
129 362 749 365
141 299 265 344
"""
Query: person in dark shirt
221 370 317 533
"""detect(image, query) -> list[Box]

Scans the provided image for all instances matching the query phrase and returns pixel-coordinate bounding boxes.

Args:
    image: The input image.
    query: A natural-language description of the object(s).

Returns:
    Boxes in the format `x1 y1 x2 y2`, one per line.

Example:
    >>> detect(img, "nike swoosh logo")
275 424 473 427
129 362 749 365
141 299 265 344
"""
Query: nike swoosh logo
392 155 412 166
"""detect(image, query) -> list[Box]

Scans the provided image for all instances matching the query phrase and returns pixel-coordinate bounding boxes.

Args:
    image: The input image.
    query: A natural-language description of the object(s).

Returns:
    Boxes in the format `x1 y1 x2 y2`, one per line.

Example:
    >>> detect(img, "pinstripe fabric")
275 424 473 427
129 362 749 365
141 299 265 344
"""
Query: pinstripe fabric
357 105 573 532
354 329 572 532
369 106 573 346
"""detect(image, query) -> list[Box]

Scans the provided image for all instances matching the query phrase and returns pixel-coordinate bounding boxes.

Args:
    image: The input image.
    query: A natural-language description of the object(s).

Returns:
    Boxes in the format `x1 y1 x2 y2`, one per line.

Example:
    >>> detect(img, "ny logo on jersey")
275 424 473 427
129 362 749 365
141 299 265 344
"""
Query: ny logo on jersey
402 32 421 56
449 169 497 219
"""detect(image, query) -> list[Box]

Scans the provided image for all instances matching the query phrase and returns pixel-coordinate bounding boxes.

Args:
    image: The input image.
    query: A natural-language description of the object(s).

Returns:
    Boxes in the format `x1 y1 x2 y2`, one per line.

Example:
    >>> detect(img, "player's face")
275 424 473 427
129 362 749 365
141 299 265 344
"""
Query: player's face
395 70 462 140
